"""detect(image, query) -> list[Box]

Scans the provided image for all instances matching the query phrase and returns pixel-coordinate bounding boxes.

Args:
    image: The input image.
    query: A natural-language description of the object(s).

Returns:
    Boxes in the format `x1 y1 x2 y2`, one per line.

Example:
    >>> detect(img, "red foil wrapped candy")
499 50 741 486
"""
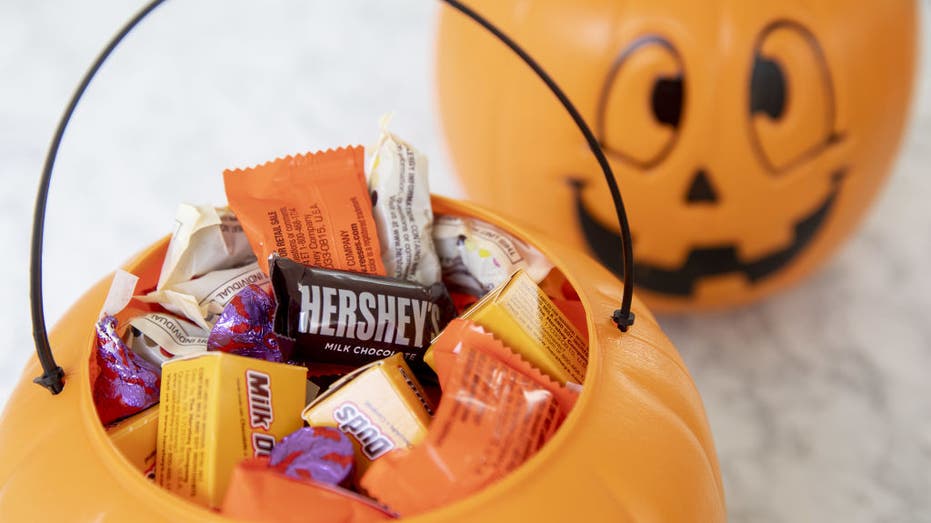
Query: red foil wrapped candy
92 314 161 425
207 283 284 362
269 426 355 485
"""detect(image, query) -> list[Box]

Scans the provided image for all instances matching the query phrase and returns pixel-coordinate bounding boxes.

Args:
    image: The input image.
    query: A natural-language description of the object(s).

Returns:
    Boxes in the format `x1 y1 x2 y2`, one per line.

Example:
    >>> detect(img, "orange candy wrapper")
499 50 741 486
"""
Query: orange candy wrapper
360 319 578 515
222 458 396 523
224 147 386 276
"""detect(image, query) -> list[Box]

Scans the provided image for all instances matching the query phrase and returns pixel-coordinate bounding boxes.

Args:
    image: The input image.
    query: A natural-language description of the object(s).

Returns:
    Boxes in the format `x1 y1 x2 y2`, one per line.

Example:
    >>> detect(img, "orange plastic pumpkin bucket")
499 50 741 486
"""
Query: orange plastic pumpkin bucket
1 1 726 521
435 0 917 312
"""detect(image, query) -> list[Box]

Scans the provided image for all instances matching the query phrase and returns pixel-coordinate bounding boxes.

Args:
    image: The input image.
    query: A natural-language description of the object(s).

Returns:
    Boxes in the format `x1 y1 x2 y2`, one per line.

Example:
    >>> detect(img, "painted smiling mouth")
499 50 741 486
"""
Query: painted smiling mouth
570 171 844 296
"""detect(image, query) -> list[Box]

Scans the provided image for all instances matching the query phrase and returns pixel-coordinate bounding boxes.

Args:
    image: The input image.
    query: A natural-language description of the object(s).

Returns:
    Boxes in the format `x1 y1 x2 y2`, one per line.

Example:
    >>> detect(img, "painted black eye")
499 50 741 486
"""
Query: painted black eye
597 36 684 169
748 21 837 173
652 76 684 128
750 56 786 120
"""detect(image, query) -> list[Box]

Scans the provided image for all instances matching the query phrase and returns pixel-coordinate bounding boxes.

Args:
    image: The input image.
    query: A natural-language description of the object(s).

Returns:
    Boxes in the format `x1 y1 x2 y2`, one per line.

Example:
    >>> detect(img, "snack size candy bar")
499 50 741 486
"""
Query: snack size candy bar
208 283 285 362
156 352 306 508
271 256 456 370
433 215 553 296
302 353 433 482
222 458 396 523
224 147 386 276
360 319 577 515
368 121 441 287
141 262 269 330
426 268 588 385
425 320 577 412
155 204 255 290
269 426 355 485
127 312 208 366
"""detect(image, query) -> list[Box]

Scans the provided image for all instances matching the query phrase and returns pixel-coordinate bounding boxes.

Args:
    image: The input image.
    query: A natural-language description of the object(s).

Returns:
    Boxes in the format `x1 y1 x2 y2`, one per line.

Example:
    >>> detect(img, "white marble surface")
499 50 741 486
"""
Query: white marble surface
1 1 928 521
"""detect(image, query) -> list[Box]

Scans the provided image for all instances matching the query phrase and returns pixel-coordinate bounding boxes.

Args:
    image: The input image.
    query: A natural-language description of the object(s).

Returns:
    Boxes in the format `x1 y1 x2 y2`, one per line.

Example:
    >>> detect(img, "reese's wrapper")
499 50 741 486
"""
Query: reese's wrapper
222 458 396 523
224 147 386 276
368 120 441 286
271 256 456 370
360 319 577 516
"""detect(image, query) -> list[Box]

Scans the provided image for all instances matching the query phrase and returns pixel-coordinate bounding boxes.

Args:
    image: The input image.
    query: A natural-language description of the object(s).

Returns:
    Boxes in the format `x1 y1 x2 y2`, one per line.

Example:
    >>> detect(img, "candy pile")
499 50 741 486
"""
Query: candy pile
93 121 590 521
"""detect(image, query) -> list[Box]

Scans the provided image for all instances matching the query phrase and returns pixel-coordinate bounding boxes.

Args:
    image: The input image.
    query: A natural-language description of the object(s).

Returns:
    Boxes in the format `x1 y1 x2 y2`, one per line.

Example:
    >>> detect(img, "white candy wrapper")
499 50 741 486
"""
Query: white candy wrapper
156 204 255 289
367 120 441 286
100 270 140 318
140 262 269 330
433 215 554 296
127 312 209 366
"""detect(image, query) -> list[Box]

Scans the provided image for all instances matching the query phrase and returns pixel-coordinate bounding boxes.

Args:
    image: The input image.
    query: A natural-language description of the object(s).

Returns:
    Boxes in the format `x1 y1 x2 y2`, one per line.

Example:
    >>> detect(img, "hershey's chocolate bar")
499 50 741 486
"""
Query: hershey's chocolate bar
271 256 456 370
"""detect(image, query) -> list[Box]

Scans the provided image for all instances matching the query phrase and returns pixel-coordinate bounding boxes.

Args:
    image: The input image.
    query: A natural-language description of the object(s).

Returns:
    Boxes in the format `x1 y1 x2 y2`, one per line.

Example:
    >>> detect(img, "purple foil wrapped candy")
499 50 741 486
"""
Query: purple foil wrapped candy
93 315 161 425
208 284 284 362
269 426 354 485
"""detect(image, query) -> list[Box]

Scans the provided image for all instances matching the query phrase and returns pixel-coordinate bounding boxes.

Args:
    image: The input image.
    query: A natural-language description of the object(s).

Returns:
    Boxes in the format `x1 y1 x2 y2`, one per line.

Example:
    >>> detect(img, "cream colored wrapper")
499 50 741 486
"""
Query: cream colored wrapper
100 270 140 318
140 262 269 330
156 204 255 290
433 215 554 296
127 312 208 366
368 120 441 286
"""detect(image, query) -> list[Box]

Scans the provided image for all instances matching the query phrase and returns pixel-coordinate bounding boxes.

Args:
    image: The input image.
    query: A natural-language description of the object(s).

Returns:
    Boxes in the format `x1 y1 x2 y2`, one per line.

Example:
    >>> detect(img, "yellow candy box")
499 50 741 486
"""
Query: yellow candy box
108 405 160 480
155 352 306 508
302 353 433 482
427 268 588 384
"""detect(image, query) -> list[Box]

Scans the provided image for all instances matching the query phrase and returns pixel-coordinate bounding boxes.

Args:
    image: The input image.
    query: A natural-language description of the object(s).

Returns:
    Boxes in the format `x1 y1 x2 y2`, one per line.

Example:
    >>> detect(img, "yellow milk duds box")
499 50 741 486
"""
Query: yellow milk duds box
156 352 306 508
302 353 433 481
427 268 588 384
108 405 159 480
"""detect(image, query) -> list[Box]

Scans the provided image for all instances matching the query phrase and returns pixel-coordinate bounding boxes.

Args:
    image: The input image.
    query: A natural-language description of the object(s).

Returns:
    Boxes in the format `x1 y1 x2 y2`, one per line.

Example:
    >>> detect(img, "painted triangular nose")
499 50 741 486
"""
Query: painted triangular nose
685 169 718 204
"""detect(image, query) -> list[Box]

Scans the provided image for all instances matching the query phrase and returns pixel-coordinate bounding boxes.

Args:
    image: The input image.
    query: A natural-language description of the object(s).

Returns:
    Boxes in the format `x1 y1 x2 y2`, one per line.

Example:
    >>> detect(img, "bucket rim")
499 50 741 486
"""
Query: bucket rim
75 195 613 520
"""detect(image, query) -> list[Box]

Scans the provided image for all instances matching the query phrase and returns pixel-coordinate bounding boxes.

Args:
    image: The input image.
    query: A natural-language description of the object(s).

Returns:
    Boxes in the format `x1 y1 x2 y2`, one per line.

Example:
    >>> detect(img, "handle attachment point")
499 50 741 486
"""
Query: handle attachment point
33 365 65 395
612 309 635 332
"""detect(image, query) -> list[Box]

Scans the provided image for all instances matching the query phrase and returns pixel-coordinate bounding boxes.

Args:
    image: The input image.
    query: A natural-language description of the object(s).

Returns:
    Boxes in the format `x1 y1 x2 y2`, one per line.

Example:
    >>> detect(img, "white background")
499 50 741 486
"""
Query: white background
1 1 929 521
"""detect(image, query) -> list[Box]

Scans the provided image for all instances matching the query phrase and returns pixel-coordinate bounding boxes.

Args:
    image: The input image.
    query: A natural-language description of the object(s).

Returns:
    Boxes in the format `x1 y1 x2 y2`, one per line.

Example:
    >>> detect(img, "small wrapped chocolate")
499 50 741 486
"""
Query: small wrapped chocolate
368 119 441 287
140 205 262 330
361 319 577 516
271 256 456 371
127 312 208 366
208 284 285 362
92 270 162 425
302 353 434 482
141 261 269 331
93 314 161 425
433 215 553 296
269 426 355 485
155 204 255 289
224 147 386 276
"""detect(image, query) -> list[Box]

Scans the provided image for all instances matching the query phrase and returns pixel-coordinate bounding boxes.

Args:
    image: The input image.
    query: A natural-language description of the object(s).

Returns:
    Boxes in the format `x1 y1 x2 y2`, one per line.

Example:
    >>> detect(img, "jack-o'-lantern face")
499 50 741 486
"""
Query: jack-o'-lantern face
577 22 846 297
436 0 917 310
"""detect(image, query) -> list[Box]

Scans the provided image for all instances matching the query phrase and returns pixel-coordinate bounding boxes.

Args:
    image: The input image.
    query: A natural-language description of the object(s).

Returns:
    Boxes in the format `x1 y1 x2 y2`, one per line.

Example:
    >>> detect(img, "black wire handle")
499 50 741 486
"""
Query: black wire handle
30 0 635 395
